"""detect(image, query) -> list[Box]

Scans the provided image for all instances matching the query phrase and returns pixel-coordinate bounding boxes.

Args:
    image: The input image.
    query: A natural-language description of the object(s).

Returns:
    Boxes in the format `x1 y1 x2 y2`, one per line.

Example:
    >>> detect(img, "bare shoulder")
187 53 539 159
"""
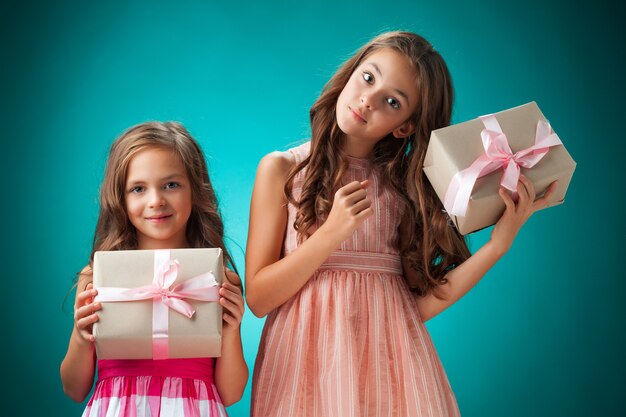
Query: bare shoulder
252 151 295 209
256 150 296 179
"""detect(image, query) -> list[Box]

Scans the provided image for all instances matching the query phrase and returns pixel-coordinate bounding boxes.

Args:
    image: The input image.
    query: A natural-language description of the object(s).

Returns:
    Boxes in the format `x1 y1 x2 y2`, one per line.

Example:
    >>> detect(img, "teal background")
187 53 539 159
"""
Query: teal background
2 0 624 415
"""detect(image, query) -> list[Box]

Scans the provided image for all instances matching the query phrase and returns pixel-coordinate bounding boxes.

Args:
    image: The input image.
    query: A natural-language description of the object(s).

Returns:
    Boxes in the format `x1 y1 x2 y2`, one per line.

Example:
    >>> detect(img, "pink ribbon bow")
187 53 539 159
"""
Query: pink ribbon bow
95 250 220 359
443 114 562 217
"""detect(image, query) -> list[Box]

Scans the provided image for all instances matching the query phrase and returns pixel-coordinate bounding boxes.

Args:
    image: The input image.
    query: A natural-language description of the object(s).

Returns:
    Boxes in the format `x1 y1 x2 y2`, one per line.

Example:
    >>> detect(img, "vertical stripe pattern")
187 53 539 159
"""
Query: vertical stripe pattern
251 142 460 416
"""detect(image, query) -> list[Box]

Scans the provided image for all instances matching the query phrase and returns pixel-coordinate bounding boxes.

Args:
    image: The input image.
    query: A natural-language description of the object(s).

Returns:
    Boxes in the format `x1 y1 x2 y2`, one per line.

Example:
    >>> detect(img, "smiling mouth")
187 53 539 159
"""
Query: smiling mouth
349 107 367 123
146 215 172 222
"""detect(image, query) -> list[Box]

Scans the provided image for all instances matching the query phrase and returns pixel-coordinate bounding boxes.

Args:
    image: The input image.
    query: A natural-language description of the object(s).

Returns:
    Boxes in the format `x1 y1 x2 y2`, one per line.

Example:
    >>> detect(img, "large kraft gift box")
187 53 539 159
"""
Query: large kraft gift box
93 248 223 360
424 102 576 235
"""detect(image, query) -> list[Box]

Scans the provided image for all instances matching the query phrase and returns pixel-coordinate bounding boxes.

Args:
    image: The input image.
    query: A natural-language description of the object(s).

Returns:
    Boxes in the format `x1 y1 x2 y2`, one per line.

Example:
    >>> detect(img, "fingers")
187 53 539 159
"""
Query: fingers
326 180 373 242
519 175 536 202
337 180 368 199
223 269 241 286
532 180 559 211
74 283 101 343
223 311 241 328
220 297 243 317
336 181 371 216
545 180 558 198
75 285 97 308
355 207 374 222
516 176 531 209
499 187 515 212
74 301 101 324
76 312 100 342
350 196 372 215
220 282 244 327
510 176 559 217
220 282 243 301
74 300 101 343
345 187 368 206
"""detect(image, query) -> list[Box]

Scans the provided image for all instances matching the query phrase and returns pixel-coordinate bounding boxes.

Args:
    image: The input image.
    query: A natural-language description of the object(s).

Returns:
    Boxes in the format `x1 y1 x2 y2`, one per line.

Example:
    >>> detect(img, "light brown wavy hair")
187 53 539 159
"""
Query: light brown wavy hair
88 121 237 275
285 31 470 295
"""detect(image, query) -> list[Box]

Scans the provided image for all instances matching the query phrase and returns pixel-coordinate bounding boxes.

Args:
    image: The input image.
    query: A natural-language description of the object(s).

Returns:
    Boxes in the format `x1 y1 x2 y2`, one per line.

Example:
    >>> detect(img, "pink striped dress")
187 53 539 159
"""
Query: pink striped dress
251 142 460 416
82 358 227 417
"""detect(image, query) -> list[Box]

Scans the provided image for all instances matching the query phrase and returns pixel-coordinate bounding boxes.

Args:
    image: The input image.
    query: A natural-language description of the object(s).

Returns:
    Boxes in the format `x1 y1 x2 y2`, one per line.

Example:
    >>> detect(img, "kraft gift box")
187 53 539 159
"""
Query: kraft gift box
93 248 223 360
423 102 576 235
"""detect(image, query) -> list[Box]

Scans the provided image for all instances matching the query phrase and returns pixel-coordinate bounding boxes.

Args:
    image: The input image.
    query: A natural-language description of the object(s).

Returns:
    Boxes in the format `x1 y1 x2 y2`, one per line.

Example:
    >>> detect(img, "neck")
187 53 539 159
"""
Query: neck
137 235 189 250
342 134 377 158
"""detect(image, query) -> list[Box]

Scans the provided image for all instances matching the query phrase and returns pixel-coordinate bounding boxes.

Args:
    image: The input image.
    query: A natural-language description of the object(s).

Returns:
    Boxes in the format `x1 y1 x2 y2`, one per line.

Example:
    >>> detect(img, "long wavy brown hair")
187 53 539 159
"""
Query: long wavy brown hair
87 121 237 275
285 31 470 295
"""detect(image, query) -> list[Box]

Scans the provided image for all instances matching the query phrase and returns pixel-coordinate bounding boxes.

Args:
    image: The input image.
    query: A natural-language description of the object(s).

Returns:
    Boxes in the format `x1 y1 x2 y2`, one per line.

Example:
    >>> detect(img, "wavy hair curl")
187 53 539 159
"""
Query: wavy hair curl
286 31 469 295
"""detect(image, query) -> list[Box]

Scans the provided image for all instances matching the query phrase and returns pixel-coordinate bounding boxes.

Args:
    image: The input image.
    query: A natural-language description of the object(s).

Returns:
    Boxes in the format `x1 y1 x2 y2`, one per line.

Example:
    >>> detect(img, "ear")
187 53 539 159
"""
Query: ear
392 120 416 139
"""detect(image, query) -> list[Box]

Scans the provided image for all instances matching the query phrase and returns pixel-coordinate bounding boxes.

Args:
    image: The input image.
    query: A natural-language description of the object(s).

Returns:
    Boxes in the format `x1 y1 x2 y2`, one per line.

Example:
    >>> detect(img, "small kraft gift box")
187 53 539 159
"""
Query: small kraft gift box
93 248 223 360
423 102 576 235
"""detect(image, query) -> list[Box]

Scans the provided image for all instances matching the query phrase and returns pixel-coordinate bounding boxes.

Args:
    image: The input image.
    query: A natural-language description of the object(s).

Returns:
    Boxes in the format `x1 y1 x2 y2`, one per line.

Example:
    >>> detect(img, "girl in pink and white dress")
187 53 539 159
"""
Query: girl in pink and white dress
61 122 248 416
246 31 557 416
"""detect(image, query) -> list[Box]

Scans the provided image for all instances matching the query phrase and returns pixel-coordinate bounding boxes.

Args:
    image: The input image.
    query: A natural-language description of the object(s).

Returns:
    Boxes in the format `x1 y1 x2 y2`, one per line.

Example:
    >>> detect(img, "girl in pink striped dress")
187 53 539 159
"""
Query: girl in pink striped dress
246 32 557 416
61 122 248 416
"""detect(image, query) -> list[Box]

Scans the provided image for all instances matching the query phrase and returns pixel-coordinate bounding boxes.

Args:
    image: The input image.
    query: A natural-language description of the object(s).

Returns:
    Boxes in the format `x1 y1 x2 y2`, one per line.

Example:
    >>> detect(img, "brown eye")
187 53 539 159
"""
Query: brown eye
362 72 373 83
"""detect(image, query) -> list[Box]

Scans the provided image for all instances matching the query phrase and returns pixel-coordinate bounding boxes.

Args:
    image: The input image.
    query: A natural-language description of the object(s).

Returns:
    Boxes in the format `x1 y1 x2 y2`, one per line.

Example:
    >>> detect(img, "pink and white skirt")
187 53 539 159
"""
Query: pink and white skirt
82 358 227 417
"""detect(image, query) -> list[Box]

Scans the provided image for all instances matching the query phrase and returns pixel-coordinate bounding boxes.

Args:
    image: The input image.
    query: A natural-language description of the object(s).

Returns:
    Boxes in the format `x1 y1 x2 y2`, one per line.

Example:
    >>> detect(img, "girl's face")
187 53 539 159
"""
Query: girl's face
124 147 192 249
336 48 419 153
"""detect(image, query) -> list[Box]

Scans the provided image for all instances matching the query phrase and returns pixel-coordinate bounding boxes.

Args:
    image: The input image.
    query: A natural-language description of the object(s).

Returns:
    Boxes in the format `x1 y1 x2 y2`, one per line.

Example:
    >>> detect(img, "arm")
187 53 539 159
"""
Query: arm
245 152 373 317
60 267 102 402
407 177 557 322
213 271 248 406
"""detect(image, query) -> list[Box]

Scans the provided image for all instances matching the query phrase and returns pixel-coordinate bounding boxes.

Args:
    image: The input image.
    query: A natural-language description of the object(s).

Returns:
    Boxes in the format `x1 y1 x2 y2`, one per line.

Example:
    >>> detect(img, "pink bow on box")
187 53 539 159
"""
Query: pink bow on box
443 114 563 217
94 249 220 360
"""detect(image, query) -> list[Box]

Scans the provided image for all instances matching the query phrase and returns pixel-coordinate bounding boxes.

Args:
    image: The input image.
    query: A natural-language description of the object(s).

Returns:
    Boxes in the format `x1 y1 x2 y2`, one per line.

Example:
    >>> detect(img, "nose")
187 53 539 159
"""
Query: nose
148 189 166 208
360 93 371 109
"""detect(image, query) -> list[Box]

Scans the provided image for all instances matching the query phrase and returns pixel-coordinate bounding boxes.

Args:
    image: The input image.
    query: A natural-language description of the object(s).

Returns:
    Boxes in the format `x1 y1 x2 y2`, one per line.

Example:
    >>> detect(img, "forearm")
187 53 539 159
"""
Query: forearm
414 176 552 322
214 330 248 406
246 225 339 317
416 239 505 322
60 329 96 402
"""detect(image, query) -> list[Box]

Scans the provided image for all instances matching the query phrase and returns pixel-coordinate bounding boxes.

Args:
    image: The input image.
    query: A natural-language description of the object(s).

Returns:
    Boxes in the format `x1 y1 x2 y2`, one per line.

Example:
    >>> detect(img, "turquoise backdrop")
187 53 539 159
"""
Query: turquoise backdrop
2 0 624 415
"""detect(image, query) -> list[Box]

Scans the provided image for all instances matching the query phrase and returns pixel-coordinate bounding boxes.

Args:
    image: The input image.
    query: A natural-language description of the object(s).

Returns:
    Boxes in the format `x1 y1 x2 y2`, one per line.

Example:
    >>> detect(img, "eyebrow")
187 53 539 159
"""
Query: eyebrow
126 173 185 185
161 173 185 181
368 62 411 105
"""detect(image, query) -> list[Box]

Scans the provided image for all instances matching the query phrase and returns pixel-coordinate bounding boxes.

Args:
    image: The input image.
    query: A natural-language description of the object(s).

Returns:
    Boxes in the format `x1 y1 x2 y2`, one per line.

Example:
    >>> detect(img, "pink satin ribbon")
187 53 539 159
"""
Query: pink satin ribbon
95 250 220 359
443 114 562 217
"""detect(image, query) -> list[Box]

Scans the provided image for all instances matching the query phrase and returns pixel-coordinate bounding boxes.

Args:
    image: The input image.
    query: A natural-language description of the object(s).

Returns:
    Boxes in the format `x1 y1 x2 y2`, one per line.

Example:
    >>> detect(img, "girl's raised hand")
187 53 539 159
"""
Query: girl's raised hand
220 270 245 335
322 180 373 244
74 282 101 345
491 175 558 254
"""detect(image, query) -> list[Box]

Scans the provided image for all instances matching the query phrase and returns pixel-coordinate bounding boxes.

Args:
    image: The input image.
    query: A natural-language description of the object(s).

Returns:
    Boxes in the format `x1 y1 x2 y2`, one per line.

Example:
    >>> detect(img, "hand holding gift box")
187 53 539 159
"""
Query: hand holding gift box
424 102 576 235
93 248 223 360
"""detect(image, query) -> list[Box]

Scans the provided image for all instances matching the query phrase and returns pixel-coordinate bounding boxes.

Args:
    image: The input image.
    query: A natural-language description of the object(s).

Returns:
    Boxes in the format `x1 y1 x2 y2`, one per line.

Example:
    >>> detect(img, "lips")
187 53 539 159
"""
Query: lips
146 214 172 223
349 107 367 124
